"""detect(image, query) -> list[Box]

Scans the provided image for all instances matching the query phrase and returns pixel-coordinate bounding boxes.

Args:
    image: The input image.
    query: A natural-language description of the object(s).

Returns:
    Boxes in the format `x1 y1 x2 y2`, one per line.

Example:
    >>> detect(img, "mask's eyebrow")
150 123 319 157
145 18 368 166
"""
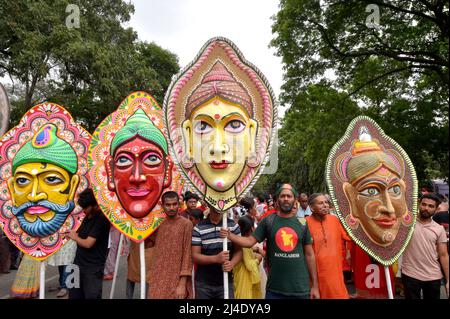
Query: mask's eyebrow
221 112 247 122
356 177 388 189
194 112 246 122
356 175 401 189
114 151 134 160
193 114 215 122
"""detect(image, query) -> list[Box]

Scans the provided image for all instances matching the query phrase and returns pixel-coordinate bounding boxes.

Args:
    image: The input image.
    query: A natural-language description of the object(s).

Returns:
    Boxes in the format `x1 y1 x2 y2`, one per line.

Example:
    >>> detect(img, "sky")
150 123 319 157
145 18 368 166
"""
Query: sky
126 0 285 110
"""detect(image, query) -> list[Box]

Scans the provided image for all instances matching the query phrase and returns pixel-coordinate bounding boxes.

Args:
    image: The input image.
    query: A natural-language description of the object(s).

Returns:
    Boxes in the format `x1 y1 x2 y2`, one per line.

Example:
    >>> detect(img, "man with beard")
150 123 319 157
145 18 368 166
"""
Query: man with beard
67 188 110 299
221 183 320 299
147 191 194 299
306 193 351 299
401 193 449 299
8 124 80 239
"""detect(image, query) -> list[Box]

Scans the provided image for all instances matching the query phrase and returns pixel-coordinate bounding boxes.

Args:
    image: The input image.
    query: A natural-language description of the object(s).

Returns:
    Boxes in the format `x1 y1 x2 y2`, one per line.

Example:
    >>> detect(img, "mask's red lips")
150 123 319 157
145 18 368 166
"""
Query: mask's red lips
209 160 229 169
126 189 151 197
27 206 50 215
373 218 397 228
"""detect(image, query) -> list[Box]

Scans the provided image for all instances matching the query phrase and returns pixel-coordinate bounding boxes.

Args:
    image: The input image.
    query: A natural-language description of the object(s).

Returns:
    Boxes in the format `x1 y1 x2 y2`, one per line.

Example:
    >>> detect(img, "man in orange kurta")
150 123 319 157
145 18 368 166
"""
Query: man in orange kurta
147 191 193 299
306 193 351 299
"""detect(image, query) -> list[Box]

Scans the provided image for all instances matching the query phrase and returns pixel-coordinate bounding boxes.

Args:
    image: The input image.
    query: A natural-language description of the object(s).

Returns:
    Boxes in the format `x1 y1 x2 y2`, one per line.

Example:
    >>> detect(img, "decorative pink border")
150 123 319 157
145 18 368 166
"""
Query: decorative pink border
0 103 91 261
164 37 276 199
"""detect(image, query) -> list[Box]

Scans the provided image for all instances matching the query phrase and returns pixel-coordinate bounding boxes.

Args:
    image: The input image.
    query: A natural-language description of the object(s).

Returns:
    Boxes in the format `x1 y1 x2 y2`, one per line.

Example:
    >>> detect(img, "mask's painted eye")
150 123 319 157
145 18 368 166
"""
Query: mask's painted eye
389 185 401 196
360 187 380 197
44 176 64 185
224 120 245 133
115 156 133 167
16 177 30 186
143 154 162 166
194 121 213 134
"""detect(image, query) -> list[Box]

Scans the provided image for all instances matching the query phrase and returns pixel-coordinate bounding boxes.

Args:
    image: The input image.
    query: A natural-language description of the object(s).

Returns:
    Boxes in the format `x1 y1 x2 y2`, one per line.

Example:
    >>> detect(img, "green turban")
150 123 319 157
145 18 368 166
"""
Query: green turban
12 124 78 175
275 183 299 198
110 109 168 155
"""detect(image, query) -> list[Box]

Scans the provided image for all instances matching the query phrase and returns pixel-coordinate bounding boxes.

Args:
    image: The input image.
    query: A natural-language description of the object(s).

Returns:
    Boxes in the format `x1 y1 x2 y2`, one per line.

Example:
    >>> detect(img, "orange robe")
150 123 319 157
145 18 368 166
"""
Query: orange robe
306 214 351 299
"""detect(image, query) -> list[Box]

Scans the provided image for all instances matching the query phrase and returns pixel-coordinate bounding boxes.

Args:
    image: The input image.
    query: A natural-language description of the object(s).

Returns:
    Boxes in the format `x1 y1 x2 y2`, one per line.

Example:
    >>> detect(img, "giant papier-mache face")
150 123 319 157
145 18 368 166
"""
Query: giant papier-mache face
327 116 417 266
344 165 407 247
164 38 276 213
105 109 173 219
89 92 184 243
7 124 79 238
0 103 90 261
341 127 409 247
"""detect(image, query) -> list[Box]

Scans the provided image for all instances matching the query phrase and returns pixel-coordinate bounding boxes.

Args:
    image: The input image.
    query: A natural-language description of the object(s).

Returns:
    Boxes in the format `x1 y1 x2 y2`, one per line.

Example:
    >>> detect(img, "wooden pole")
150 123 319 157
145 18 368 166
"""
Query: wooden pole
222 210 229 299
385 266 394 299
140 242 146 299
109 233 124 299
39 261 45 299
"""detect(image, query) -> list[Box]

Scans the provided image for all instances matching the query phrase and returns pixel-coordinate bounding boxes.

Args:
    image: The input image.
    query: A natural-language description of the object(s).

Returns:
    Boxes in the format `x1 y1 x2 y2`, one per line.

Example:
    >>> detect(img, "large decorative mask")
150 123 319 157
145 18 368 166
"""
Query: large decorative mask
89 92 183 242
163 37 277 211
0 103 91 261
326 116 417 265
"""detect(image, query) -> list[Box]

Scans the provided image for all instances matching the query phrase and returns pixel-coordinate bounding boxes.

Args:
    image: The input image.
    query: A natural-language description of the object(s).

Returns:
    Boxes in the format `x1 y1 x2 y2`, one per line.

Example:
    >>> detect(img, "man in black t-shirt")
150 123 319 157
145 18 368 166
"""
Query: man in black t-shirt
67 188 110 299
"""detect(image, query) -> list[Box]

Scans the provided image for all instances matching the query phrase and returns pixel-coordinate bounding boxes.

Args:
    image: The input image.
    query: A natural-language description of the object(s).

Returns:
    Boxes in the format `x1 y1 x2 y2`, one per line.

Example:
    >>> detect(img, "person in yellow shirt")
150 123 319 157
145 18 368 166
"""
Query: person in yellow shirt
233 216 263 299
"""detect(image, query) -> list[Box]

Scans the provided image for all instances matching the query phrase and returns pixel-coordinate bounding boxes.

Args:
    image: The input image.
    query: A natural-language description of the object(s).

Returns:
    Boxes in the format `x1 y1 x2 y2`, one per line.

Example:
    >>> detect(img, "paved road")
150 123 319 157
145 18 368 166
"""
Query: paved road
0 255 140 299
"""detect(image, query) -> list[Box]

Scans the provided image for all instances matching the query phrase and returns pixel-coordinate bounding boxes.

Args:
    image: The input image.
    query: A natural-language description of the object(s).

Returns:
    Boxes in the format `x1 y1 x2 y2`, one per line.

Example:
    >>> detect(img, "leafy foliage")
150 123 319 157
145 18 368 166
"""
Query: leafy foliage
0 0 179 132
265 0 449 192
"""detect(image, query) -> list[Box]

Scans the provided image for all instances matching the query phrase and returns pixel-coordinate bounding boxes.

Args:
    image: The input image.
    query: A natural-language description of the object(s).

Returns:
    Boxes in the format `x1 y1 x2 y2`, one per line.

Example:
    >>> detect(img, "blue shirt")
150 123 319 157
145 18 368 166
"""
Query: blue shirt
296 206 312 218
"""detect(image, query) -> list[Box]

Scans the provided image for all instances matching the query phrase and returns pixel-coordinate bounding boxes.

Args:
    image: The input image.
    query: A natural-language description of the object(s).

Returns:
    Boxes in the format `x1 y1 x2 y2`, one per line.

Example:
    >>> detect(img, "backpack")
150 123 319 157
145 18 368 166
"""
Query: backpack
263 213 309 270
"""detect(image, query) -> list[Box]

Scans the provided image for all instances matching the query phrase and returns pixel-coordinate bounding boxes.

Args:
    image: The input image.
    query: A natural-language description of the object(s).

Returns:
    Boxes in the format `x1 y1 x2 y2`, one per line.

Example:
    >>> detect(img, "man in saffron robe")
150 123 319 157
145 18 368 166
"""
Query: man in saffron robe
306 193 351 299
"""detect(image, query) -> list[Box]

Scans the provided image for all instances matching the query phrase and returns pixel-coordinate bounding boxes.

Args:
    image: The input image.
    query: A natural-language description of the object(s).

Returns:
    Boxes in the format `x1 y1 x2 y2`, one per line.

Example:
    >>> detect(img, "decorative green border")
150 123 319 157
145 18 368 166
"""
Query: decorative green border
325 115 418 266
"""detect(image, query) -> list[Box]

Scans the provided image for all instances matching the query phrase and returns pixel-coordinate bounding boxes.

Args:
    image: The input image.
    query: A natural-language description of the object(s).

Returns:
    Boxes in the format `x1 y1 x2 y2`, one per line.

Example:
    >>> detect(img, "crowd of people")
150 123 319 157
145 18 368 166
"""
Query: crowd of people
0 185 448 300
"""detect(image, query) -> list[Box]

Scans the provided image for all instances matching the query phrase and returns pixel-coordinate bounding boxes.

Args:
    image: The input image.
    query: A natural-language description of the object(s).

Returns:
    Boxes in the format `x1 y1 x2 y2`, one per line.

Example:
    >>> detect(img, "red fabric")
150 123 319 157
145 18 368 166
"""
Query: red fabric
342 240 351 272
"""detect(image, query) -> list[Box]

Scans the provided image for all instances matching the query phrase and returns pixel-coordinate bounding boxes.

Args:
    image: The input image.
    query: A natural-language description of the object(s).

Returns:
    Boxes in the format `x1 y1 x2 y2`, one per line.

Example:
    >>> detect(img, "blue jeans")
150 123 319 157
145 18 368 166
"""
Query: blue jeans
265 290 310 299
59 265 69 289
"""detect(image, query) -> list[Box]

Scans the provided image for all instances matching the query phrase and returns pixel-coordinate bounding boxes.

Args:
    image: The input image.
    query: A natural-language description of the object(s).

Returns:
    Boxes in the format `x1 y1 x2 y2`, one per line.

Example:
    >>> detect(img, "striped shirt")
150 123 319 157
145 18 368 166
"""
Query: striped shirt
192 217 241 286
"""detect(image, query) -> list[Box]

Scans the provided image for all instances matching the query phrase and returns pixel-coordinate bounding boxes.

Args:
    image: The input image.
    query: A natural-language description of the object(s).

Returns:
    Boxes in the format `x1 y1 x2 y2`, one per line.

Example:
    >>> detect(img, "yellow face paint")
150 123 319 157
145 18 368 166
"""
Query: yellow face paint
8 162 77 221
183 97 257 192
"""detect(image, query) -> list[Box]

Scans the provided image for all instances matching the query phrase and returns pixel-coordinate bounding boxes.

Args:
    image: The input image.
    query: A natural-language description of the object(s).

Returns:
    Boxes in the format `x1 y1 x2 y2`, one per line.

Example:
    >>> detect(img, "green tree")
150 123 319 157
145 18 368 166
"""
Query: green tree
270 0 449 189
0 0 179 132
255 82 361 194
